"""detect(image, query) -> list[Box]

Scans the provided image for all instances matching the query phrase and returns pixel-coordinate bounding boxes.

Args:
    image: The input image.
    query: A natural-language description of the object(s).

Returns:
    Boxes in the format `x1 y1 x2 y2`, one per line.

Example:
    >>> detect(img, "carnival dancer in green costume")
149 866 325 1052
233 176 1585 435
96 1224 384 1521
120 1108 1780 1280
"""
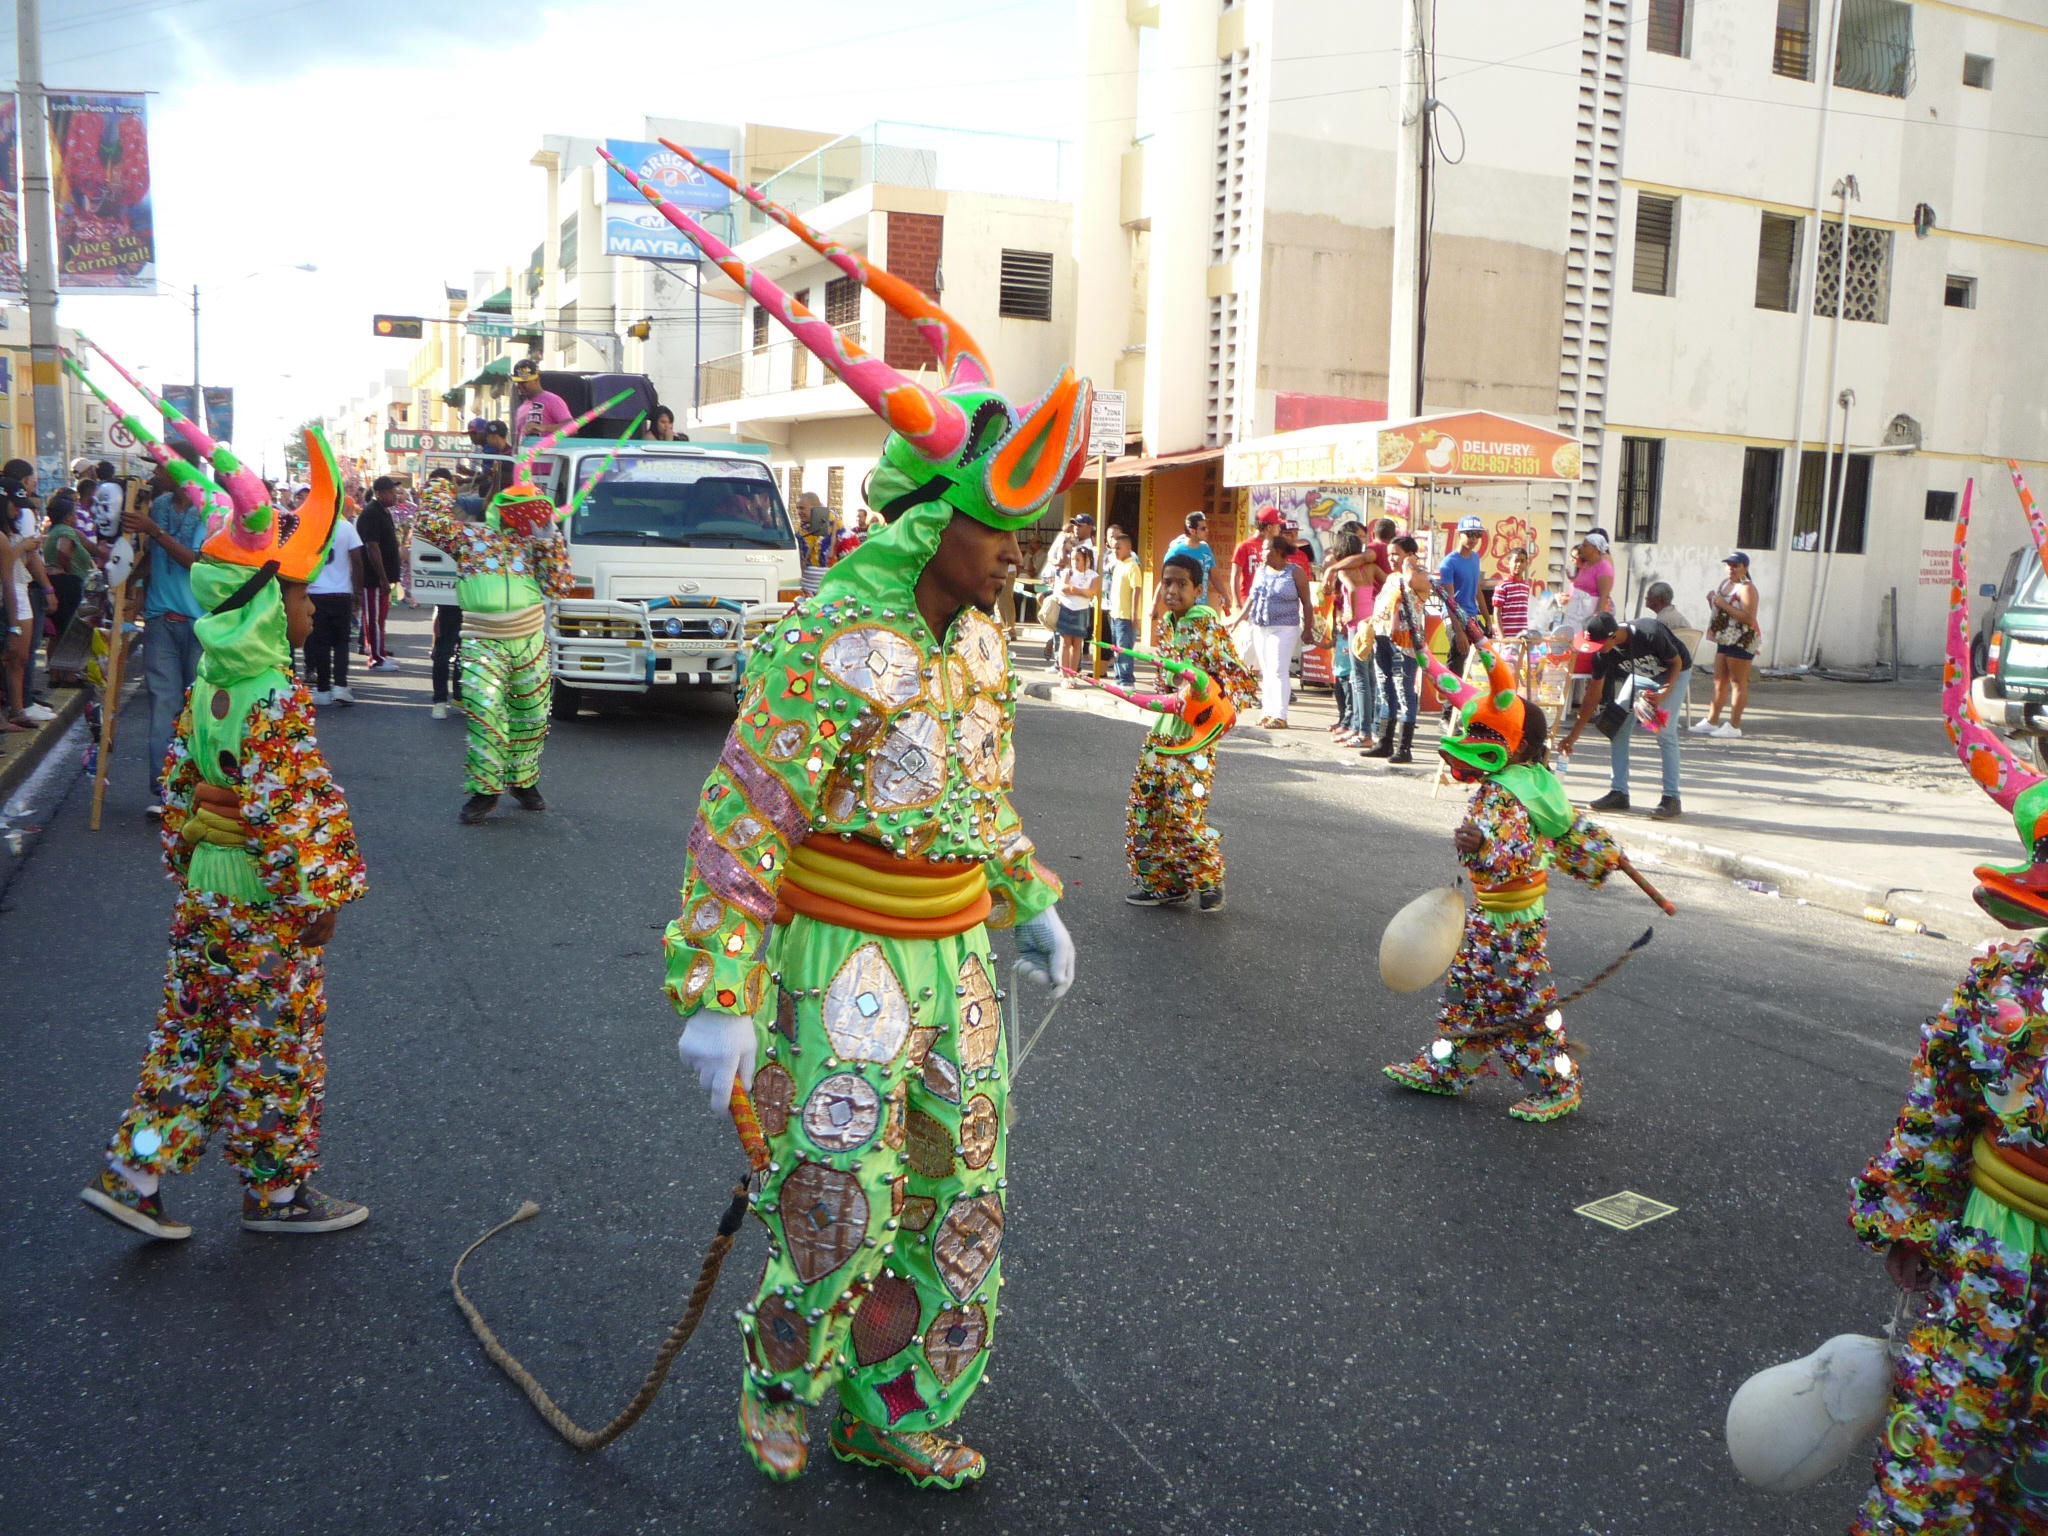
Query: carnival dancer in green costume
80 422 371 1239
1382 639 1622 1122
410 446 583 825
603 141 1086 1490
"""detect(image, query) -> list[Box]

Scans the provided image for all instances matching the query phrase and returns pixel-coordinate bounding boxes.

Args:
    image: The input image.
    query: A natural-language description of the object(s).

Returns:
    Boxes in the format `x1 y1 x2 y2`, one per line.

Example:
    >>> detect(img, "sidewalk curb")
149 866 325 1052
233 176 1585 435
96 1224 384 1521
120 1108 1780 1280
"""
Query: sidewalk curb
0 684 91 805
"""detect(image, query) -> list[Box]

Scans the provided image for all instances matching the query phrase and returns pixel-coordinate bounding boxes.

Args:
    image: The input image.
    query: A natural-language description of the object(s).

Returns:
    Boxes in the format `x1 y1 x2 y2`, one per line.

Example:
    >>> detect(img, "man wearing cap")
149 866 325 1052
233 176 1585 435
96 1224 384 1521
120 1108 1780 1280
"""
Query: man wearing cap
1559 609 1690 820
510 359 573 444
1436 514 1490 680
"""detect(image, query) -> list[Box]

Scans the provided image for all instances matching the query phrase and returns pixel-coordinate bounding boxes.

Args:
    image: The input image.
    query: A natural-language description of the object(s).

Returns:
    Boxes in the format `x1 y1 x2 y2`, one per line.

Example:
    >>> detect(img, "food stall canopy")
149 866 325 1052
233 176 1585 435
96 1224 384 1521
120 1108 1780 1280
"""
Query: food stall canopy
1223 409 1584 488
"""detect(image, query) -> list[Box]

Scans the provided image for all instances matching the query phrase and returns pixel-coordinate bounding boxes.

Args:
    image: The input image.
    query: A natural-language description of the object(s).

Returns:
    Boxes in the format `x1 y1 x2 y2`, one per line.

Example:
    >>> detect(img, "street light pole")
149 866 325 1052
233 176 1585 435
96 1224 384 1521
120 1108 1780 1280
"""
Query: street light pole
192 281 205 436
18 0 65 485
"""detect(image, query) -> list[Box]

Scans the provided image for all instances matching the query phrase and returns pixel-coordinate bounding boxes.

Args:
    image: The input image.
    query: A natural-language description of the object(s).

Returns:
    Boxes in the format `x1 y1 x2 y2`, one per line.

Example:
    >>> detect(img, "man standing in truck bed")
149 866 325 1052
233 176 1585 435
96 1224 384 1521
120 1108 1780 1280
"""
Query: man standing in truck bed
510 359 572 444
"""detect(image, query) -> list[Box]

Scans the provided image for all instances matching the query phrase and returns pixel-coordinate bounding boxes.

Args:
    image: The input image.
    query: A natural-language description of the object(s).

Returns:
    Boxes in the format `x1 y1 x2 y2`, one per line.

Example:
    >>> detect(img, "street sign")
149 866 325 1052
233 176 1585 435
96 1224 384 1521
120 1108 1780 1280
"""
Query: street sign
107 419 135 449
465 316 517 338
1088 388 1126 459
374 315 424 339
384 430 473 453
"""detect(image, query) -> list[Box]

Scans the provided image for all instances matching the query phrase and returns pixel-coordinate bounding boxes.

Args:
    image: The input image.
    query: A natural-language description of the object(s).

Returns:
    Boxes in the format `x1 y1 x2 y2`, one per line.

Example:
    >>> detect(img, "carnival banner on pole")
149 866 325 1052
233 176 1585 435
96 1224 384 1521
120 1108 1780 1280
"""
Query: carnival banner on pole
163 385 233 446
49 91 155 292
0 96 23 300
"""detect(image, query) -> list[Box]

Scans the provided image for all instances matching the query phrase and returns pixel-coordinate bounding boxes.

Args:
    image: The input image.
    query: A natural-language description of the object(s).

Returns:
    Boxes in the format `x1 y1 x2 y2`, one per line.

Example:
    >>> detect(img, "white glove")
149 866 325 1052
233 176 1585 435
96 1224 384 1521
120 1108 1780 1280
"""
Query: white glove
677 1012 757 1112
1015 906 1076 999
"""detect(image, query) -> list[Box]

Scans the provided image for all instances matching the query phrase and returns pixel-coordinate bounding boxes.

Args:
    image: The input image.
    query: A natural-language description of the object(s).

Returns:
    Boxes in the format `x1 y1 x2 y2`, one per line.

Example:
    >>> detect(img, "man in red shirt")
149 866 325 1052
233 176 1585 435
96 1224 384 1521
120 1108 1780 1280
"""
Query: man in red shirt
1231 506 1314 602
510 359 573 443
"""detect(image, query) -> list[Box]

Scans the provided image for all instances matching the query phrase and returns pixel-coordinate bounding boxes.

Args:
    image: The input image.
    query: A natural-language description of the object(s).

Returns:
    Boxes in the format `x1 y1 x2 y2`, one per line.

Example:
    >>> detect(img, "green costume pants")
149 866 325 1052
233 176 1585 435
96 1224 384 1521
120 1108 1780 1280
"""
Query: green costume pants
458 632 550 796
740 912 1008 1431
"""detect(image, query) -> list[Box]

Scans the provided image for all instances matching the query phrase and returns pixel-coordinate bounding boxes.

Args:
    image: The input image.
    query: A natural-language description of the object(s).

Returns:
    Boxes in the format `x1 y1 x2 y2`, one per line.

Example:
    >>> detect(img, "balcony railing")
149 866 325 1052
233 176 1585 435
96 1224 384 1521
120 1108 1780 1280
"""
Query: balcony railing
745 121 1075 235
699 320 863 407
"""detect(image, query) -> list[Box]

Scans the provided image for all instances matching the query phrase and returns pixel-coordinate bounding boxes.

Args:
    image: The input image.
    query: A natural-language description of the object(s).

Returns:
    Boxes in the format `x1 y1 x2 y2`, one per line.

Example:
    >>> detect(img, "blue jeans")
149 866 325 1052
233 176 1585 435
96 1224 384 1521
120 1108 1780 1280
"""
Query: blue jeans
1610 667 1687 799
1109 617 1137 688
1372 636 1417 726
1333 641 1354 729
143 615 201 797
1349 649 1378 736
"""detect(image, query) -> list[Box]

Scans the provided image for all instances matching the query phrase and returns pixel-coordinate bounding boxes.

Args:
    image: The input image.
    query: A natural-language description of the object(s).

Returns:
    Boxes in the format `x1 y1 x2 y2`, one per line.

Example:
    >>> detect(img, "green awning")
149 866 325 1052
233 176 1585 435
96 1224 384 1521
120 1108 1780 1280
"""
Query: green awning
460 356 512 387
476 287 512 315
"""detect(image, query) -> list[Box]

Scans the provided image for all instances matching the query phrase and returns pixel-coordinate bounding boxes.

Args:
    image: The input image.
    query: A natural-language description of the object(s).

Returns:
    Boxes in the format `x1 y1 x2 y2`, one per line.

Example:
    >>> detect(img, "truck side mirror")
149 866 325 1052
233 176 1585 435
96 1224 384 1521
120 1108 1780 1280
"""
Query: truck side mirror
1981 583 1999 597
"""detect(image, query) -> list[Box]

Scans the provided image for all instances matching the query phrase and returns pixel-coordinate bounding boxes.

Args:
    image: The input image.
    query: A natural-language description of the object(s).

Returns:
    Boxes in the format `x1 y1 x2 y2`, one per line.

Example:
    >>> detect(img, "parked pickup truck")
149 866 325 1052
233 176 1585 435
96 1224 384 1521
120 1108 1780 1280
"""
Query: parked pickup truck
1969 546 2048 771
409 438 803 716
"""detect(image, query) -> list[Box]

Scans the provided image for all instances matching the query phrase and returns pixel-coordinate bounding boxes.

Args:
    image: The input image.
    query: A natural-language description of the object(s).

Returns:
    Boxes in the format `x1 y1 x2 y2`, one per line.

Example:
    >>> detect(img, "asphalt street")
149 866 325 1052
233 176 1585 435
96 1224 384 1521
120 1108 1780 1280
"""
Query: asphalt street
0 607 1967 1535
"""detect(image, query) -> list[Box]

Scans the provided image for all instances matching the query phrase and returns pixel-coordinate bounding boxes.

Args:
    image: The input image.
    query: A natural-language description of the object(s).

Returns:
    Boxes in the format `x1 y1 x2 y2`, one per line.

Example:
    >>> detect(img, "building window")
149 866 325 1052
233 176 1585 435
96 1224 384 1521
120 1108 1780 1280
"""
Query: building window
1964 53 1994 89
1632 194 1677 296
1616 437 1664 543
558 213 578 275
788 463 803 501
1814 220 1894 323
1755 212 1802 311
526 242 544 298
751 305 769 350
1738 447 1783 549
824 275 860 328
1835 0 1915 98
1774 0 1812 80
1925 490 1958 522
1945 274 1977 309
826 466 845 514
1794 450 1873 555
998 249 1055 321
1648 0 1688 55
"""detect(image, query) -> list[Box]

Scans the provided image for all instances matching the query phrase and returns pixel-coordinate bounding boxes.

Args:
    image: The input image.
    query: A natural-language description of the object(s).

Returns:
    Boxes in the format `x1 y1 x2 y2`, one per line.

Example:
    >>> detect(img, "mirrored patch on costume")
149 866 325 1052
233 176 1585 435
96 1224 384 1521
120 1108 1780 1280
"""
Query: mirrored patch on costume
922 1053 962 1104
900 1195 937 1232
852 1275 921 1366
823 943 912 1063
905 1109 956 1179
958 697 1006 790
924 1303 988 1386
820 627 926 709
773 986 799 1044
755 1294 811 1374
779 1162 870 1285
764 721 810 761
952 609 1009 693
751 1063 797 1137
906 1026 941 1067
933 1193 1004 1300
866 710 946 812
802 1072 881 1152
960 1094 999 1169
883 1082 907 1150
957 953 1001 1073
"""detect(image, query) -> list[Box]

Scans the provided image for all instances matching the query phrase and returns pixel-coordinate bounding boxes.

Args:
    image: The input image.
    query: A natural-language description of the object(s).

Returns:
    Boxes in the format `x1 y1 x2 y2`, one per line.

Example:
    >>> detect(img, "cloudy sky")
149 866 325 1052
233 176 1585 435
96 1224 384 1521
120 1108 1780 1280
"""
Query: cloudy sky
25 0 1081 474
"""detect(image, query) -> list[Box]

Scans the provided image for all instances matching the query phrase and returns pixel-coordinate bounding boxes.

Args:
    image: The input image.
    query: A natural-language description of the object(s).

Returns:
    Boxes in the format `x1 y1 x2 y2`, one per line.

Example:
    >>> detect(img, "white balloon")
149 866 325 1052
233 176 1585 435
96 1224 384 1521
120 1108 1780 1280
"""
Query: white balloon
1379 885 1469 993
1726 1334 1894 1493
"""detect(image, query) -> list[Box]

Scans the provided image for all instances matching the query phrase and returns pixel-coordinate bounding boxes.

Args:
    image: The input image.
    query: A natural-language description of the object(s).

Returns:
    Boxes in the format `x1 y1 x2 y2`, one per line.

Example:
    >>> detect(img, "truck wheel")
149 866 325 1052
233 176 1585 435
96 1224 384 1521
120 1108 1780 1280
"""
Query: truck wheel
550 684 582 722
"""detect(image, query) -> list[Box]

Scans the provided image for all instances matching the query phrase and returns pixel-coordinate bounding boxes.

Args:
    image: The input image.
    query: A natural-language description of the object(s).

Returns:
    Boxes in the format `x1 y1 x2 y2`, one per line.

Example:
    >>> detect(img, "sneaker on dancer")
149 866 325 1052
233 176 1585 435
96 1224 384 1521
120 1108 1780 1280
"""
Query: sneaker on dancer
431 702 449 720
78 1166 191 1241
241 1184 369 1234
830 1411 984 1490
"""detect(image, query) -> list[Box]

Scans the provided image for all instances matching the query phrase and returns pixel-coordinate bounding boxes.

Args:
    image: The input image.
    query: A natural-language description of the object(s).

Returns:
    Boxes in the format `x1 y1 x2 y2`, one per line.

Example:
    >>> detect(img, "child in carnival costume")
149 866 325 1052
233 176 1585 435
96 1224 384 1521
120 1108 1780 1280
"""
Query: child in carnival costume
409 413 610 824
80 422 370 1240
1846 474 2048 1534
601 141 1085 1489
1382 639 1621 1122
1122 551 1258 912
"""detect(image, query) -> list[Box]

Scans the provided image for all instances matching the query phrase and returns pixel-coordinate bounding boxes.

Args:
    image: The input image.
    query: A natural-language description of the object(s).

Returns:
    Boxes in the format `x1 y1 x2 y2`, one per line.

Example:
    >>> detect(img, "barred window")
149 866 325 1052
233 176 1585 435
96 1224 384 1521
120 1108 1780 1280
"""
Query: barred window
1633 194 1677 296
998 249 1055 321
1738 447 1782 550
1616 438 1664 544
1794 451 1872 555
824 276 860 327
1755 212 1802 312
751 305 769 350
1814 220 1893 323
1647 0 1688 56
1774 0 1812 80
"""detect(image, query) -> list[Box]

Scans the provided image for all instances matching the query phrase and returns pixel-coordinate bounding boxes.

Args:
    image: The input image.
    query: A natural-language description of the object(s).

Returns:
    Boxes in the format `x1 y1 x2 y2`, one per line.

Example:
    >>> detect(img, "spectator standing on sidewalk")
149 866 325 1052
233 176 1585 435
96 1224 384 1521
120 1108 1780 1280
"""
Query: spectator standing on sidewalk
125 465 205 805
1560 609 1690 821
1106 525 1143 687
1244 528 1315 730
1363 536 1427 763
1695 551 1761 740
1491 546 1536 638
41 491 103 684
355 477 403 670
303 511 363 706
1155 510 1228 636
3 460 54 728
1054 543 1101 682
1231 506 1284 606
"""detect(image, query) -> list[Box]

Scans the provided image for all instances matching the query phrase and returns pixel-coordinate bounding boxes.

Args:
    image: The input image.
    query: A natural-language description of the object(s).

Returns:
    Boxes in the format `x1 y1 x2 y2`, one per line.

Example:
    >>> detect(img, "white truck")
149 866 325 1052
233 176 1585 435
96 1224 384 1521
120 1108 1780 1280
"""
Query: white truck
408 438 803 717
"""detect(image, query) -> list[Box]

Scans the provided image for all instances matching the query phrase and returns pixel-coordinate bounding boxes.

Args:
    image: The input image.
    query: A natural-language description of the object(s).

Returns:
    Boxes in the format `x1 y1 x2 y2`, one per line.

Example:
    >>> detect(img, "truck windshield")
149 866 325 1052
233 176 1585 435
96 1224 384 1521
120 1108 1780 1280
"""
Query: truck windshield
568 455 795 549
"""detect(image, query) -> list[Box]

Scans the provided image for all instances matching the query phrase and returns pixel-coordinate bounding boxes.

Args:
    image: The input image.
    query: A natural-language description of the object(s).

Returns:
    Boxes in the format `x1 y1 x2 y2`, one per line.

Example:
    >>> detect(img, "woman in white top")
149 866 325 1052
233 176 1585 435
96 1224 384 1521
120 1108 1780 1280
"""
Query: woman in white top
1055 543 1101 683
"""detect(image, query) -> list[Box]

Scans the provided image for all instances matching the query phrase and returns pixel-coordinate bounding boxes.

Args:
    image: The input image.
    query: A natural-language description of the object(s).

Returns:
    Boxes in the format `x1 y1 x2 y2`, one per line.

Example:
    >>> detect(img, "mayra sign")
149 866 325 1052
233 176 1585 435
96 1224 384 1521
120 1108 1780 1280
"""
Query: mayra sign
601 141 730 259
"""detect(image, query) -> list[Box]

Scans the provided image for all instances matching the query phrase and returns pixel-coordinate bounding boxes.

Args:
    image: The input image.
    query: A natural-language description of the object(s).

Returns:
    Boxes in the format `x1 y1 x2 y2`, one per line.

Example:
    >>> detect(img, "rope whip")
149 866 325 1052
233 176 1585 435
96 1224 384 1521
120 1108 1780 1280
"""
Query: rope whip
1450 925 1656 1057
448 1081 771 1452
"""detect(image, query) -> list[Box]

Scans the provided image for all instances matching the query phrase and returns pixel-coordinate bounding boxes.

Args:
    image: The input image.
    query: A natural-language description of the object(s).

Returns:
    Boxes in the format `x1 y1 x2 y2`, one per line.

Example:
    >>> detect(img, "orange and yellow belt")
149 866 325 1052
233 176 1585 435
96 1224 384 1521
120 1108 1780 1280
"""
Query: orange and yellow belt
1473 871 1547 915
777 837 990 938
181 782 250 848
1971 1134 2048 1227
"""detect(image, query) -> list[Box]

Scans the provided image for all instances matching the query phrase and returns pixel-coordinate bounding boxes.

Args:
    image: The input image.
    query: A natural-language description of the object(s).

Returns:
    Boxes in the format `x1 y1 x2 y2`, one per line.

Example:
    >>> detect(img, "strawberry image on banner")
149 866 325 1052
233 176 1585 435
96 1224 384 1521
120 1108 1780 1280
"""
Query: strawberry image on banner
49 91 155 293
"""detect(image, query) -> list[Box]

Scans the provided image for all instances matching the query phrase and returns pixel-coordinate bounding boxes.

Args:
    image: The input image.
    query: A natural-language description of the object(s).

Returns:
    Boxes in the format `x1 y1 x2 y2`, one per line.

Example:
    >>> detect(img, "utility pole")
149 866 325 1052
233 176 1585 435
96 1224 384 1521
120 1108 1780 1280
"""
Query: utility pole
18 0 65 487
1386 0 1432 422
191 282 206 435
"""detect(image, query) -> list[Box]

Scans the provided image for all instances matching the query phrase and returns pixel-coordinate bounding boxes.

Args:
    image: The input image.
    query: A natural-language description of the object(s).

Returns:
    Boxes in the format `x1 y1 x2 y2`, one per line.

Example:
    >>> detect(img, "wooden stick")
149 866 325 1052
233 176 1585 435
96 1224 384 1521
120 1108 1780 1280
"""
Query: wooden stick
88 575 130 832
1615 851 1677 915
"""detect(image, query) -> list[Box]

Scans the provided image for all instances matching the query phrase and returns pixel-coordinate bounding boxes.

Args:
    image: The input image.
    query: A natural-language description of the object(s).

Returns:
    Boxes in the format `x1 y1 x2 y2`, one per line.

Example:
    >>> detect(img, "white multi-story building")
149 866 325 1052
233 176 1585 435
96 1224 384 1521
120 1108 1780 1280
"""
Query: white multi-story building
1078 0 2047 665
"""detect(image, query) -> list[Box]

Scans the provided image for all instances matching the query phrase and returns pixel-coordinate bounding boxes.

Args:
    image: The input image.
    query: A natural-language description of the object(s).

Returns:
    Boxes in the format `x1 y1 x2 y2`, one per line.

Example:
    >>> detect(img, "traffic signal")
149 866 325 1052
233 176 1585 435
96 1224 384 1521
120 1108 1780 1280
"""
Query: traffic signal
373 315 424 339
627 317 652 341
